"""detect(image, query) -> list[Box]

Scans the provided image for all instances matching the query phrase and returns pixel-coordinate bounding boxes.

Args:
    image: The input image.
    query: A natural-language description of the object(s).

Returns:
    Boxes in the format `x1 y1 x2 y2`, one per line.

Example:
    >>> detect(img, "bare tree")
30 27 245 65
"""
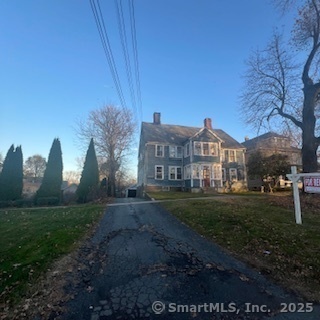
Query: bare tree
64 170 80 184
24 154 46 180
241 0 320 172
76 105 137 196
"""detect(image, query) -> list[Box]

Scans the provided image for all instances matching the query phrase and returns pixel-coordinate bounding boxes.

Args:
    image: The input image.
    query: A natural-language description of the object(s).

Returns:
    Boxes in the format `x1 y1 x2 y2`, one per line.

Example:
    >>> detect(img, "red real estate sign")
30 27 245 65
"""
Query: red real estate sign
304 176 320 193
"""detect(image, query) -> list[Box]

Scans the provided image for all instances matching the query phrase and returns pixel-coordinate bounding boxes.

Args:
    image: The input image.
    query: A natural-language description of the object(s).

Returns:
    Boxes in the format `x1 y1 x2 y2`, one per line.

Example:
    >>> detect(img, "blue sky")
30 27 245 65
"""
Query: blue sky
0 1 294 178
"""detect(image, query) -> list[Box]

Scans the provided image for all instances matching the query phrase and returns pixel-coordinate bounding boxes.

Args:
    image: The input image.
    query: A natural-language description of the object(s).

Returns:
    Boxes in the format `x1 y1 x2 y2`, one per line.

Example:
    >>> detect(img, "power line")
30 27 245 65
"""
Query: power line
89 0 127 108
129 0 143 120
89 0 143 123
114 0 137 119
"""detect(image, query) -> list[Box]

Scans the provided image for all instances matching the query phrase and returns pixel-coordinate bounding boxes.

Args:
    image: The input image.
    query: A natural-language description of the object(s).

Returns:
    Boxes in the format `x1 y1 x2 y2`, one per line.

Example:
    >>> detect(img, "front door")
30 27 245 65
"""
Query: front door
202 165 210 187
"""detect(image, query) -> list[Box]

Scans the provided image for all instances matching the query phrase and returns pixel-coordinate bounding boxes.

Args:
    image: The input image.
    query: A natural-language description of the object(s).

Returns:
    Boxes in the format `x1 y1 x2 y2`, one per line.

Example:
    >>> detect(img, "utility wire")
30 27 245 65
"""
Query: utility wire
89 0 127 108
114 0 138 119
129 0 143 120
90 0 143 122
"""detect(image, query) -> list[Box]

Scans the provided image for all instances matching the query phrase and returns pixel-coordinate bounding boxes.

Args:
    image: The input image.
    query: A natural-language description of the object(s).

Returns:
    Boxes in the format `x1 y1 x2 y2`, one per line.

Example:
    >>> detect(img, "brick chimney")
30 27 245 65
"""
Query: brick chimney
204 118 212 130
153 112 161 125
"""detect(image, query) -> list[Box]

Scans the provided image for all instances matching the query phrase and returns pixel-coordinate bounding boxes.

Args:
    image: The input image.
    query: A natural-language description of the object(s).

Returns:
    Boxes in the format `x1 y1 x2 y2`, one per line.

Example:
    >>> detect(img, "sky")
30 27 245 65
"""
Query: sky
0 0 296 179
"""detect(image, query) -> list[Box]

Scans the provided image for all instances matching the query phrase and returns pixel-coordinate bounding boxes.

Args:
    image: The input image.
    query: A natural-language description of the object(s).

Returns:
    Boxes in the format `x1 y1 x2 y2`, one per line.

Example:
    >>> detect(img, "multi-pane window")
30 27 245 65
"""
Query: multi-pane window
229 150 236 162
212 164 222 180
169 146 183 158
210 144 217 155
193 141 217 156
169 166 182 180
155 166 164 179
192 164 200 178
194 142 201 155
203 143 209 155
155 145 164 157
224 150 236 162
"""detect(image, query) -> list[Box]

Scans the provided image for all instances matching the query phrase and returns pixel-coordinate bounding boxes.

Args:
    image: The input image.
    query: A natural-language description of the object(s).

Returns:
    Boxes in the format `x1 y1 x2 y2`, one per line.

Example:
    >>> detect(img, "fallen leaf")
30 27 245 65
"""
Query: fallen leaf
86 286 94 293
239 274 249 282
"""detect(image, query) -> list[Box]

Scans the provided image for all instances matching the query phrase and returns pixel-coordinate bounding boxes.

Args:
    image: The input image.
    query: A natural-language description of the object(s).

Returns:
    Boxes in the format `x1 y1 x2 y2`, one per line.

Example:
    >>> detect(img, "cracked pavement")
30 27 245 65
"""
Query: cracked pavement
58 198 320 320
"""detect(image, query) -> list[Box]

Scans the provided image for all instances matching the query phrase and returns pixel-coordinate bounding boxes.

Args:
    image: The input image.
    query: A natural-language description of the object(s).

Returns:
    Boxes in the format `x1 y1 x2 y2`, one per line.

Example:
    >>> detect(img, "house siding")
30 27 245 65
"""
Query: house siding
138 116 247 193
145 144 183 188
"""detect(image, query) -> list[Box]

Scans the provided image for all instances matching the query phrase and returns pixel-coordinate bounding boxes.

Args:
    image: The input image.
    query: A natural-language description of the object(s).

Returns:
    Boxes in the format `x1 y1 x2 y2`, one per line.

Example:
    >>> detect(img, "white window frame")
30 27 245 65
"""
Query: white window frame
193 141 218 156
229 150 236 162
212 164 222 180
155 145 164 157
192 164 200 179
169 166 182 180
224 149 237 163
169 146 183 158
203 143 210 155
155 165 164 180
194 142 202 155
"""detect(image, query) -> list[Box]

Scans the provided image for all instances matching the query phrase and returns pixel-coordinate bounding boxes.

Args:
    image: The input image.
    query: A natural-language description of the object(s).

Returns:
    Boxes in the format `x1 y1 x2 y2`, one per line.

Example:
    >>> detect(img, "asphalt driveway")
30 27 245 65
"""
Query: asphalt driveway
58 198 320 320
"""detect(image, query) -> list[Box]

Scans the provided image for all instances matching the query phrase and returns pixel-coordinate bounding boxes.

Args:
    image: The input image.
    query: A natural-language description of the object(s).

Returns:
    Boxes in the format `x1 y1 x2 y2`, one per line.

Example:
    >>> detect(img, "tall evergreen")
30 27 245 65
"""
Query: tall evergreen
0 145 23 201
12 146 23 200
36 138 63 202
76 138 99 203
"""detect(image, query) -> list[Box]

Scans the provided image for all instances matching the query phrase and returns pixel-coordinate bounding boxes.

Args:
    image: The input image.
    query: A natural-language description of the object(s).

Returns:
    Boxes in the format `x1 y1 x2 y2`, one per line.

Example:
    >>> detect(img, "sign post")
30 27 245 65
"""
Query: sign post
286 166 302 224
286 166 320 224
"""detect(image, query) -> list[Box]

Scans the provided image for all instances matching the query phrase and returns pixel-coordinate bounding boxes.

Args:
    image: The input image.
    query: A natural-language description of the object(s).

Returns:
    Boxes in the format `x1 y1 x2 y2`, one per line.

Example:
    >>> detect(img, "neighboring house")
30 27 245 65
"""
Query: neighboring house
137 113 247 193
23 179 78 197
242 132 302 167
62 182 78 195
241 132 302 190
23 178 42 197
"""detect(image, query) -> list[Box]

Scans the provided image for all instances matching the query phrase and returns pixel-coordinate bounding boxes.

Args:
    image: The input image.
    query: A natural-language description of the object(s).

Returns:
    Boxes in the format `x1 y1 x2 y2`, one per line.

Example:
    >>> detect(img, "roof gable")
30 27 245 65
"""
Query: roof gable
189 127 224 143
141 122 244 149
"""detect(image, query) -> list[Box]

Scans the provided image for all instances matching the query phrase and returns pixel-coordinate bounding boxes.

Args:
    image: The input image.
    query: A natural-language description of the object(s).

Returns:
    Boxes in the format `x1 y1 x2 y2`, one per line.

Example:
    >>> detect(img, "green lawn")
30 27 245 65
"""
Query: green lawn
161 195 320 302
147 191 225 200
0 204 105 306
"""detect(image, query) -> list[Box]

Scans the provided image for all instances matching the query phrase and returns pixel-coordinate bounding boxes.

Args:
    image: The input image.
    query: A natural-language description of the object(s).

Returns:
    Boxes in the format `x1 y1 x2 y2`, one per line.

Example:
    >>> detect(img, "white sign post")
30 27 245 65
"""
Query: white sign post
286 166 302 224
286 166 320 224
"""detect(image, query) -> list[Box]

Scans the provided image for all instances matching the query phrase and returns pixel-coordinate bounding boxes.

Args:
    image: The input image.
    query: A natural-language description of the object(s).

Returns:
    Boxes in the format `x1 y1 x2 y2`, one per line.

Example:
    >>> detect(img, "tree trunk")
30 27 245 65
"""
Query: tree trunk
108 169 116 197
302 85 318 173
108 158 117 197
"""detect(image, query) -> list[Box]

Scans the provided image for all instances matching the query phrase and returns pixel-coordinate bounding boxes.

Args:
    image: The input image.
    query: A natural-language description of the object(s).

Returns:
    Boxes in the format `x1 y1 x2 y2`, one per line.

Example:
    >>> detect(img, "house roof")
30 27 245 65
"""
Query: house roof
141 122 244 149
241 132 289 148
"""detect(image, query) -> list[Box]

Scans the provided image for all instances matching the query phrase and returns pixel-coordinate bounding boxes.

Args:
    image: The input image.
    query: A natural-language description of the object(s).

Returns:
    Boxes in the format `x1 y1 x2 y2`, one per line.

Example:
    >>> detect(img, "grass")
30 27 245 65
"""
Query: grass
160 195 320 302
147 191 225 200
0 204 105 307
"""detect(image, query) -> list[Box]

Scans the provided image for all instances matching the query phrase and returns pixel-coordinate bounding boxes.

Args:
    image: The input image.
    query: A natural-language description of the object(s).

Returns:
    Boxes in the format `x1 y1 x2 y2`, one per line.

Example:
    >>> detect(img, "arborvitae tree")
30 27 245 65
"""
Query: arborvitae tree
12 146 23 200
0 145 23 201
35 138 63 203
76 138 99 203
